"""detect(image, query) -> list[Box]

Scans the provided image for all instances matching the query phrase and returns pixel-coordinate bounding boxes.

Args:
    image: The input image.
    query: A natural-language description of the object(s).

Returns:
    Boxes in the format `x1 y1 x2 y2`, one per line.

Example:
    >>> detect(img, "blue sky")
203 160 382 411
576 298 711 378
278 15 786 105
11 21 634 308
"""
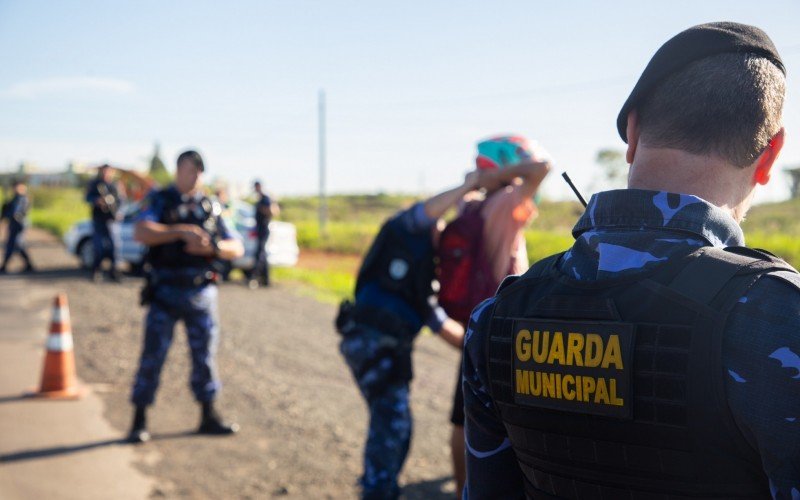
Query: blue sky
2 0 800 201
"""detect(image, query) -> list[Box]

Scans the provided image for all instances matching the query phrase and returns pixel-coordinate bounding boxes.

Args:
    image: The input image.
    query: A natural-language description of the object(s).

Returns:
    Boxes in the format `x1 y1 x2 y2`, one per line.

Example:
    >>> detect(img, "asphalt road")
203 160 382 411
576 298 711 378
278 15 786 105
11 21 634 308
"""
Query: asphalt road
5 229 462 499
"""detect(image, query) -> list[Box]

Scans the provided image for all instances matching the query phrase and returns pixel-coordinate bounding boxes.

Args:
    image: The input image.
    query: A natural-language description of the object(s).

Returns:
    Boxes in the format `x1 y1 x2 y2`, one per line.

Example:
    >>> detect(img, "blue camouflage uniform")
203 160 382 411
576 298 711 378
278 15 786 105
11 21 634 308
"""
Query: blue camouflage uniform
463 189 800 500
131 186 233 407
339 202 448 500
1 193 33 270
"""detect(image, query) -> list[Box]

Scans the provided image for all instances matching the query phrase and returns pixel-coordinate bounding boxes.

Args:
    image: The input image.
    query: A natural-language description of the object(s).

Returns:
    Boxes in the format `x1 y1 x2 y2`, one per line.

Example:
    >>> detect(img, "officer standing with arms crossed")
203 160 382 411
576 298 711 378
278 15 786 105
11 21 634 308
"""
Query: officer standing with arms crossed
85 164 122 282
0 179 35 273
249 179 279 289
463 23 800 499
127 150 244 443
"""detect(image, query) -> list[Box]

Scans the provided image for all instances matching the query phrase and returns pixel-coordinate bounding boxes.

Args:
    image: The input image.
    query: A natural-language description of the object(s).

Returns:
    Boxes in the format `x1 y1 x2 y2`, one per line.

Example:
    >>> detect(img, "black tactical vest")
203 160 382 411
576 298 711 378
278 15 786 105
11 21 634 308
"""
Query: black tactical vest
355 214 436 321
147 188 220 270
486 246 797 499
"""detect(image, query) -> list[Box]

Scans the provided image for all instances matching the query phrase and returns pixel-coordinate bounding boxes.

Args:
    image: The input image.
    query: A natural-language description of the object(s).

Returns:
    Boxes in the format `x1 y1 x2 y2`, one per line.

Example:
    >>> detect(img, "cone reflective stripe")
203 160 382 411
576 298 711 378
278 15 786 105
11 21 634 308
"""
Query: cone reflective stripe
46 333 74 352
50 300 71 330
31 293 83 399
46 294 73 352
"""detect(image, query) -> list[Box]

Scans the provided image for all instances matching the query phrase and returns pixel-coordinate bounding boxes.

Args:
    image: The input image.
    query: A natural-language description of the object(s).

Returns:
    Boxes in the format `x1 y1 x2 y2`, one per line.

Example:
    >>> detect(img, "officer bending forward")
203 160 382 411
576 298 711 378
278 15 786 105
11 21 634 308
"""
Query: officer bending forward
128 150 244 443
336 172 482 499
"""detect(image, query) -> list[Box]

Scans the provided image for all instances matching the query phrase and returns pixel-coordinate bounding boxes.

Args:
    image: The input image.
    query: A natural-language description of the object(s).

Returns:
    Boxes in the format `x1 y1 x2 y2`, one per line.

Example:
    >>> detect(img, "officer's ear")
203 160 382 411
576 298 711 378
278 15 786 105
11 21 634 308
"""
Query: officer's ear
625 110 640 165
753 128 785 186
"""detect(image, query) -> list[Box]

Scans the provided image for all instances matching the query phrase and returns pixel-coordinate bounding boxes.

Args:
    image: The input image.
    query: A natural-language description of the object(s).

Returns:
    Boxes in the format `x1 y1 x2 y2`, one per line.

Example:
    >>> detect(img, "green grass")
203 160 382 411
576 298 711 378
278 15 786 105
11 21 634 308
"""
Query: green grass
747 232 800 267
525 230 576 263
26 187 89 237
272 266 354 304
293 220 381 255
742 198 800 234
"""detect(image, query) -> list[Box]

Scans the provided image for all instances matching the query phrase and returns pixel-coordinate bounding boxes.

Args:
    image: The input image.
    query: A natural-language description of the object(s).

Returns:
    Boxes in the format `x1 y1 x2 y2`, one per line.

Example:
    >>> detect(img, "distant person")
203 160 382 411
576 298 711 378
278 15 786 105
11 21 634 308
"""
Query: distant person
0 179 35 273
463 22 800 499
249 180 279 289
436 135 550 498
85 164 122 282
127 150 244 443
335 173 481 499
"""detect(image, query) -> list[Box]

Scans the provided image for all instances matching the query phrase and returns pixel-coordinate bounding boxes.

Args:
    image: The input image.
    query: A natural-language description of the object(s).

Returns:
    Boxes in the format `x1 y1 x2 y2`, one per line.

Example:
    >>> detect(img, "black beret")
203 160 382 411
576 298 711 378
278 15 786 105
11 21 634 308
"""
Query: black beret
617 22 785 143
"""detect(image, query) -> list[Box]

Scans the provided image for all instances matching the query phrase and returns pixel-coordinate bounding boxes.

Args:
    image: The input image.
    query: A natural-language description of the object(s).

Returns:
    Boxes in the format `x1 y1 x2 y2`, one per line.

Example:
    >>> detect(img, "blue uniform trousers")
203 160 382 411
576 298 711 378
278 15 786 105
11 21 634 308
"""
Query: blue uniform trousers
91 218 115 271
131 284 221 406
2 222 31 268
253 227 270 284
340 324 413 500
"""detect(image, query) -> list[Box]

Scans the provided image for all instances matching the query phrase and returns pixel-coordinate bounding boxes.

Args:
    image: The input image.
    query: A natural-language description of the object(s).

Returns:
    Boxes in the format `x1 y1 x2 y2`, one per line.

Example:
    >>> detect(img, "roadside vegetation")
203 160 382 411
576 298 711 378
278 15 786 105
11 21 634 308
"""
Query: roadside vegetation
7 187 800 301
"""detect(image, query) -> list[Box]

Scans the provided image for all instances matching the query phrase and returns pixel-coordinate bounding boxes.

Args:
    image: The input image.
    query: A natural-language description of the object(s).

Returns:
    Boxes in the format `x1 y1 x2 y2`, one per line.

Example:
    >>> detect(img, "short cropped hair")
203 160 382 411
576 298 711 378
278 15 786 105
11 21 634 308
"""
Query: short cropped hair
176 150 205 171
638 53 785 167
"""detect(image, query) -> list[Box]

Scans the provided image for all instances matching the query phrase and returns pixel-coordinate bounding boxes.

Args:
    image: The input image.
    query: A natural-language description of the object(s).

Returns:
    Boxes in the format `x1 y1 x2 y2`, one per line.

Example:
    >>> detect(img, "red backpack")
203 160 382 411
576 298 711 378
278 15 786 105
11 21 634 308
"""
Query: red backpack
437 200 506 324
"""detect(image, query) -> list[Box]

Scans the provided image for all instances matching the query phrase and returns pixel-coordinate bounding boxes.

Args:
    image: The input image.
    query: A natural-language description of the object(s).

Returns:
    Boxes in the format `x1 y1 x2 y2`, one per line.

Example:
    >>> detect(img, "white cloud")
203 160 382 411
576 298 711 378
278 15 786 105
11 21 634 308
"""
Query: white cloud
2 77 136 99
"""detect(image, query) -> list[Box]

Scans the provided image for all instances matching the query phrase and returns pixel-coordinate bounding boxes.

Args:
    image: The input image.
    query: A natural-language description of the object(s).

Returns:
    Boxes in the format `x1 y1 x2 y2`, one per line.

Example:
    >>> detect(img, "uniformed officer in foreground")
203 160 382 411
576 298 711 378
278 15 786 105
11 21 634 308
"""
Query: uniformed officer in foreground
336 172 483 499
128 150 244 443
0 179 34 273
463 22 800 499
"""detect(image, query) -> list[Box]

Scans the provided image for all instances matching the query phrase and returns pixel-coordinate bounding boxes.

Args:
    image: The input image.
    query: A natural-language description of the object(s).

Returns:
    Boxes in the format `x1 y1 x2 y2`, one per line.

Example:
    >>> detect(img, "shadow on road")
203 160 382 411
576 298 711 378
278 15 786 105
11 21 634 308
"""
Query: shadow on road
0 431 197 464
402 476 454 499
0 394 29 404
0 267 87 282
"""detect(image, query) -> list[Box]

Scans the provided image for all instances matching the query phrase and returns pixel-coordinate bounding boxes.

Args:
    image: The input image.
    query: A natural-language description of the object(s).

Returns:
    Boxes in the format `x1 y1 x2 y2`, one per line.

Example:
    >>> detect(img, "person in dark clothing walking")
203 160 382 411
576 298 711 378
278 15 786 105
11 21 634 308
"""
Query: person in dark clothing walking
0 179 34 273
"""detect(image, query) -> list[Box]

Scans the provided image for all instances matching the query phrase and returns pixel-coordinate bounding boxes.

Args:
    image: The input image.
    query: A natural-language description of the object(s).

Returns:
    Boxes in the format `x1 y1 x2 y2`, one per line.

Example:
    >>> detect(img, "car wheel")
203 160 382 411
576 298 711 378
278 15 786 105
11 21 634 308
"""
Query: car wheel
77 238 94 269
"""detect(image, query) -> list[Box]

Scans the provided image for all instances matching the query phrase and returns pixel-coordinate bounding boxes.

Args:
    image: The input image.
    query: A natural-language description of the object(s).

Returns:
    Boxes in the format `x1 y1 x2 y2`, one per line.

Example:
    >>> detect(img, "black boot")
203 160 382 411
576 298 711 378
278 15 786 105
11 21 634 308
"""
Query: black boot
127 405 151 443
109 268 122 283
198 401 239 435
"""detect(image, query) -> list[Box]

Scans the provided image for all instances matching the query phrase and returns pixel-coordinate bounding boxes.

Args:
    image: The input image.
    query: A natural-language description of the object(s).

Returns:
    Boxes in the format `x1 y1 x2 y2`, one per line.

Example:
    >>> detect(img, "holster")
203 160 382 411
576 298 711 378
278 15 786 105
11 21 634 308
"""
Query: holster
139 275 155 307
335 300 356 335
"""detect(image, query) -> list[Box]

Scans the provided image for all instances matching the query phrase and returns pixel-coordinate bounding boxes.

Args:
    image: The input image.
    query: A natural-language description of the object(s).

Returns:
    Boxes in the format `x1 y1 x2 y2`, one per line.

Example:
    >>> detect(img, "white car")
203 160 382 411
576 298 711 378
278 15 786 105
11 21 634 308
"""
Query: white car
63 200 299 272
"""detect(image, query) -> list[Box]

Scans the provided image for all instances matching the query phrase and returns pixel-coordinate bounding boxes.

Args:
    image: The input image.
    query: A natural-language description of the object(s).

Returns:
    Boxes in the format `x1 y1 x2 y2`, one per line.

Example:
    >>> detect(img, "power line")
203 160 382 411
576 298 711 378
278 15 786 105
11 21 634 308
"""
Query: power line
377 41 800 108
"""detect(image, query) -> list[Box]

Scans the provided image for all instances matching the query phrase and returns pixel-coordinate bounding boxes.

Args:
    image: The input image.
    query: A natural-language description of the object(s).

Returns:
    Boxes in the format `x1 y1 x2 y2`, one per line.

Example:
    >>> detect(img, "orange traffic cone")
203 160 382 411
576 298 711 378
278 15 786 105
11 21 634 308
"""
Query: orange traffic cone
29 293 84 399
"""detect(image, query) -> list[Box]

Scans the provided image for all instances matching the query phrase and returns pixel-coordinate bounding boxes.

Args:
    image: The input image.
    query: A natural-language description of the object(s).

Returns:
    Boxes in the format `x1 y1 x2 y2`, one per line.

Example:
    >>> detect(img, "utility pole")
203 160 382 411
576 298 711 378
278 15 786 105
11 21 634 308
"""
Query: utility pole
318 89 328 237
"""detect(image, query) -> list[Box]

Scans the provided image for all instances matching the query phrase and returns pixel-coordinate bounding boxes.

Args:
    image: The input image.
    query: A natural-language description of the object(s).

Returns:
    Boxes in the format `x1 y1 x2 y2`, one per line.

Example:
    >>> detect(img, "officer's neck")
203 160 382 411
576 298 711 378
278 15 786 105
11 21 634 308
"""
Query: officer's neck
174 184 201 198
627 146 755 223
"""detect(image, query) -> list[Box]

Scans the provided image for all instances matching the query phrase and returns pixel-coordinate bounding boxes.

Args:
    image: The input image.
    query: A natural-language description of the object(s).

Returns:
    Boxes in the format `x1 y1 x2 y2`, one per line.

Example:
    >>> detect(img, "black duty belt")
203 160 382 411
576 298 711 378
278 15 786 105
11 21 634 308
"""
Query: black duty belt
151 270 217 287
351 305 416 340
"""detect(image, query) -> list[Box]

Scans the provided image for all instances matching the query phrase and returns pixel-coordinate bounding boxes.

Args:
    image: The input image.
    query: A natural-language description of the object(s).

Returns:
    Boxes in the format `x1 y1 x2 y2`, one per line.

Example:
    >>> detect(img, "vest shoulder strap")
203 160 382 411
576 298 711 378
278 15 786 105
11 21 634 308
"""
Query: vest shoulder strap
522 251 565 279
667 246 797 306
762 269 800 293
494 252 565 300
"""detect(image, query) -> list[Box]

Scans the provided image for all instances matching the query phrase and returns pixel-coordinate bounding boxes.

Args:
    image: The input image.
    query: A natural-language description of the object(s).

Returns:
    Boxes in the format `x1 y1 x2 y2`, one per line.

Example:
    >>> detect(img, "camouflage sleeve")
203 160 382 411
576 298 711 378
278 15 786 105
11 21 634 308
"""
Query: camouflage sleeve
396 202 436 234
423 305 447 333
723 273 800 499
216 215 233 241
136 191 162 223
463 297 526 499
